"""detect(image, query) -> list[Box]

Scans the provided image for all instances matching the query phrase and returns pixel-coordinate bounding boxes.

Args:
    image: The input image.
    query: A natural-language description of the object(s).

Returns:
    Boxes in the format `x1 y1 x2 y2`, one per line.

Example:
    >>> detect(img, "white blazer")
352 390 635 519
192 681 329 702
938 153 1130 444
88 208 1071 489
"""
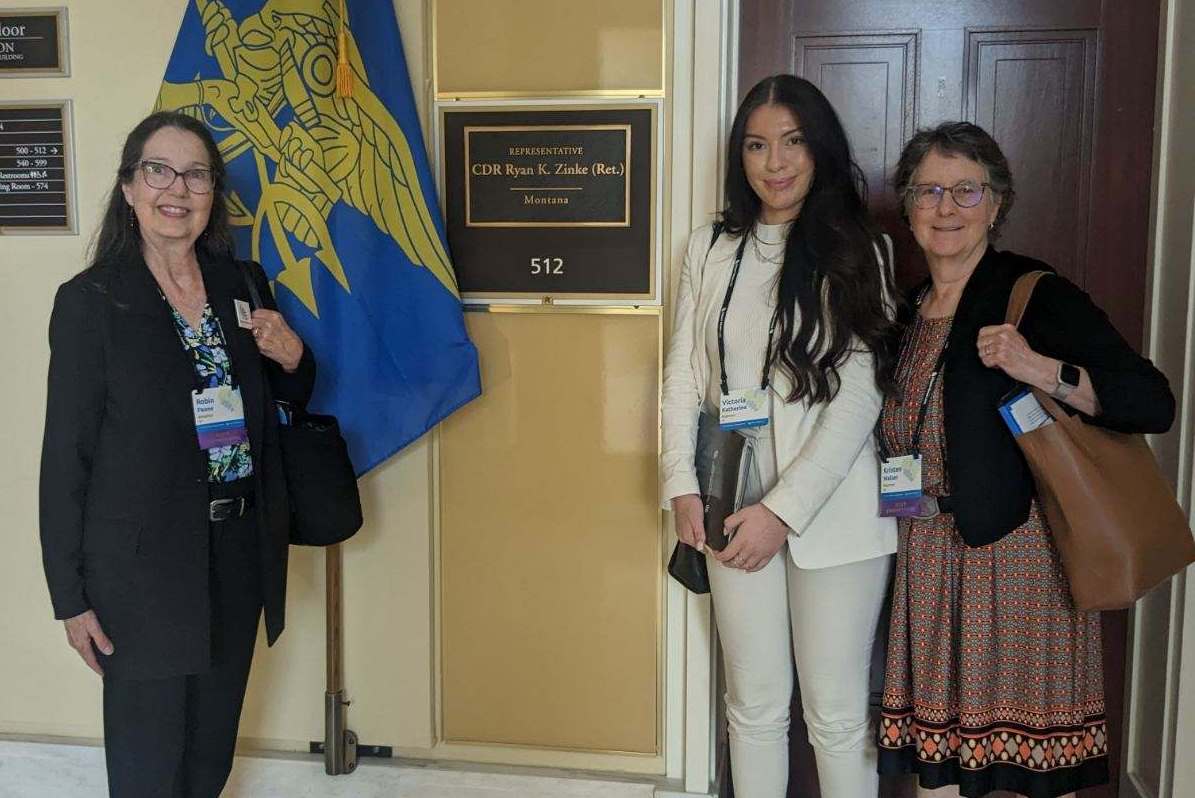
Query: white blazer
661 223 896 569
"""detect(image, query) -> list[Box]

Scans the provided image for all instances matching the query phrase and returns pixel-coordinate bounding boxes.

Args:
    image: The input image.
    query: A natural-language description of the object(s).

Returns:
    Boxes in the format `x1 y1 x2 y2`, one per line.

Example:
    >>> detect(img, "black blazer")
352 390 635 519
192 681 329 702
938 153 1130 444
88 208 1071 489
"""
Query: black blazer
39 253 315 680
896 247 1175 547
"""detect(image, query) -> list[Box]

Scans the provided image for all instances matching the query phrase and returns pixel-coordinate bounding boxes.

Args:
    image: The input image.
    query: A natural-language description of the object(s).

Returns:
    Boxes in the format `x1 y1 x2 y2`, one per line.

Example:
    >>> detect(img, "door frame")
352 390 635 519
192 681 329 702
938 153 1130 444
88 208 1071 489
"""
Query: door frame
664 0 1195 795
1132 1 1195 797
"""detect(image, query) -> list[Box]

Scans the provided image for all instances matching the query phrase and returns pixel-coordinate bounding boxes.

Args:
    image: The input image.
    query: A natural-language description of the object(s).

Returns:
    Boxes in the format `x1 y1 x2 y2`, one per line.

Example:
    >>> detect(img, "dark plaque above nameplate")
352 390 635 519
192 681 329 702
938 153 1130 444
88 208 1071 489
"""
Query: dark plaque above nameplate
0 9 69 77
0 102 76 234
443 105 656 300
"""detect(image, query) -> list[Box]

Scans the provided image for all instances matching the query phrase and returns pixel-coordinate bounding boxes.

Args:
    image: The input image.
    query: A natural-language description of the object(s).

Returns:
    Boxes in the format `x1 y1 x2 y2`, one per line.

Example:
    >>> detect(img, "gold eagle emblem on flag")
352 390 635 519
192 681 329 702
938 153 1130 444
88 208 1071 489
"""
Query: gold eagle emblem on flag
156 0 458 316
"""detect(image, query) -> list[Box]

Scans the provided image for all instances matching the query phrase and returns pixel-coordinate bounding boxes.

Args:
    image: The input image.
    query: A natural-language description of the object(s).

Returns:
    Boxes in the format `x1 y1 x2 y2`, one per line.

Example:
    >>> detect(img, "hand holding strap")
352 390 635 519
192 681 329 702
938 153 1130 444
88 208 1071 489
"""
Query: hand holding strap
1003 270 1069 419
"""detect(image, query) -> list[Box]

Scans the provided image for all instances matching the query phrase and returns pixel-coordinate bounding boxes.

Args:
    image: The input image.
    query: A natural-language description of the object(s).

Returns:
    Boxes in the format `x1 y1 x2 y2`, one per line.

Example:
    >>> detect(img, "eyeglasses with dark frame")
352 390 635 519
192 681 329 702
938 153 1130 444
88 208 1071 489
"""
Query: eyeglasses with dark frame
137 160 216 195
905 180 991 210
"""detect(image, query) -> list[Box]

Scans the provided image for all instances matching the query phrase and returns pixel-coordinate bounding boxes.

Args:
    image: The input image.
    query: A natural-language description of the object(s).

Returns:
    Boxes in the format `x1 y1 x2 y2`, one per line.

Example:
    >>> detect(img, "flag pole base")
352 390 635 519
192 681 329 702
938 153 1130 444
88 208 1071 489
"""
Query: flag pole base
324 689 357 775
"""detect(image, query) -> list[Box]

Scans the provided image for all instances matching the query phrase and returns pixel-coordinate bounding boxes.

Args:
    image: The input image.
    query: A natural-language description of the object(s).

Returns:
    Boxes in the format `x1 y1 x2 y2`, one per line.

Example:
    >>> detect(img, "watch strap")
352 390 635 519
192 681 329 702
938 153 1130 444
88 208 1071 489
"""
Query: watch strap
1052 361 1078 401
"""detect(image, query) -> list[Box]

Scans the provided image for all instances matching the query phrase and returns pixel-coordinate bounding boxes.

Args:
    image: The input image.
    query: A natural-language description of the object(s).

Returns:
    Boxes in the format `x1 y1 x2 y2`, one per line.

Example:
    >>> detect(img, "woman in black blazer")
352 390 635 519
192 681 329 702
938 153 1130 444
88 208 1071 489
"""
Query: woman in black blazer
874 123 1173 798
39 111 315 797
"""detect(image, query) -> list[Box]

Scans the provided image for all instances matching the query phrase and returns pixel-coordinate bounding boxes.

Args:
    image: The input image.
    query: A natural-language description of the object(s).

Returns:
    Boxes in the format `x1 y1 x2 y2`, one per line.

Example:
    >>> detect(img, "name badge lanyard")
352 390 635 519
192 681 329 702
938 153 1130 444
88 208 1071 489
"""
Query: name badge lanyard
878 294 950 519
716 234 778 396
194 314 251 450
160 291 241 393
906 347 948 459
204 315 241 390
880 286 948 462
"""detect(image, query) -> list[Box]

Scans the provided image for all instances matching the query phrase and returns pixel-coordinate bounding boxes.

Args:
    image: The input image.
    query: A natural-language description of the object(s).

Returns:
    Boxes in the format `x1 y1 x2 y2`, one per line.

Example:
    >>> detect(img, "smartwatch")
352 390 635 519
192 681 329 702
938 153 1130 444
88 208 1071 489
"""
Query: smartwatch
1052 362 1080 401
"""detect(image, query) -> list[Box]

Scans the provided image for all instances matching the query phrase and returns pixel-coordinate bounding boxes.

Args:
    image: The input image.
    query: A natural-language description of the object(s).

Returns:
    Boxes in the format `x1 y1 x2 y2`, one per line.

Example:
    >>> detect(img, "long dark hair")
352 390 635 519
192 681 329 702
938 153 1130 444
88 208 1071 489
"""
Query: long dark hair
87 111 234 270
723 75 895 403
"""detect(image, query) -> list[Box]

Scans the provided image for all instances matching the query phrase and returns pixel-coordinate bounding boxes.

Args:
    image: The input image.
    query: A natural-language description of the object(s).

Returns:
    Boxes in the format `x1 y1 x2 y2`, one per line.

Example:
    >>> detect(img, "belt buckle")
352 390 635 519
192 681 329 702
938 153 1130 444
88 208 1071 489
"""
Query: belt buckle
209 497 244 522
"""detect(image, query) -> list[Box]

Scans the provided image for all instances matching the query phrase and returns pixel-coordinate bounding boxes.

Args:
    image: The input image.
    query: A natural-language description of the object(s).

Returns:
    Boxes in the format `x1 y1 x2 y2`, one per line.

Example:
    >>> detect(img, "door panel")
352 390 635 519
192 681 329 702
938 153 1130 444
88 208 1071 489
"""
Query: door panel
792 32 918 218
440 311 661 754
738 2 1161 796
967 29 1097 283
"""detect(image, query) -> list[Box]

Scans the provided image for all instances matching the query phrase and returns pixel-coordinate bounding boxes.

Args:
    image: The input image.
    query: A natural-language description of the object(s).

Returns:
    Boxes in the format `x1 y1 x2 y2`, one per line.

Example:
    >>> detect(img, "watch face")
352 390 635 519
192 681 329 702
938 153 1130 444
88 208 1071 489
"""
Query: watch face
1060 363 1081 388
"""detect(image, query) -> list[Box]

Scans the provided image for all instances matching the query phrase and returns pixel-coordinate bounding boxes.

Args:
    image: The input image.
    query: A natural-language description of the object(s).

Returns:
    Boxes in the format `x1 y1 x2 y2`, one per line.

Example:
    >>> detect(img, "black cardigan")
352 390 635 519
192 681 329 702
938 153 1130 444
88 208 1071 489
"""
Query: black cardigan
895 247 1175 547
39 253 315 679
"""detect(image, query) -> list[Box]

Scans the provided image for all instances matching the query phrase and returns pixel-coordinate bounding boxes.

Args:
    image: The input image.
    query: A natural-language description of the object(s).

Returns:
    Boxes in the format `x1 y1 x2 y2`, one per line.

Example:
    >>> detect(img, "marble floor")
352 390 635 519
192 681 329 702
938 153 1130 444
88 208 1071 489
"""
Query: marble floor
0 740 668 798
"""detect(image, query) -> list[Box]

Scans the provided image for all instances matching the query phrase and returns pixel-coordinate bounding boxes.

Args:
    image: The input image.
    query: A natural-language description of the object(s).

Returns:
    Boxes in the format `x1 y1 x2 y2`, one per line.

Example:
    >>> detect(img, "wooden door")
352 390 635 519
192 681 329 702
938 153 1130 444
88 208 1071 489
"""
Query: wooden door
736 2 1161 796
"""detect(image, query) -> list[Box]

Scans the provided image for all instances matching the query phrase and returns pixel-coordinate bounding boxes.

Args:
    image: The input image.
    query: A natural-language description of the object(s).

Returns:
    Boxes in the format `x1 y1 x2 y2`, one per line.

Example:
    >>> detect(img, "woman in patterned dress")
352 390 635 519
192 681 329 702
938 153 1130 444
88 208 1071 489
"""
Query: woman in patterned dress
875 122 1174 797
40 111 315 797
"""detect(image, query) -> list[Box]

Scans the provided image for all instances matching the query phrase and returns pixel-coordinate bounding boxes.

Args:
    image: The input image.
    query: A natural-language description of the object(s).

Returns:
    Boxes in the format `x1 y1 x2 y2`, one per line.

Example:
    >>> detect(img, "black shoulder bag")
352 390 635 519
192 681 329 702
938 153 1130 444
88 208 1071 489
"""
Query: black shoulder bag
239 263 363 546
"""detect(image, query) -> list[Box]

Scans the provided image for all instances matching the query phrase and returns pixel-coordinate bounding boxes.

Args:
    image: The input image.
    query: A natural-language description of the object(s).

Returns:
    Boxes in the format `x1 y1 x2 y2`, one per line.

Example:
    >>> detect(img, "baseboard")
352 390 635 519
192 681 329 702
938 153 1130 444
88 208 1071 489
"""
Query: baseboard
1 740 671 798
0 731 102 747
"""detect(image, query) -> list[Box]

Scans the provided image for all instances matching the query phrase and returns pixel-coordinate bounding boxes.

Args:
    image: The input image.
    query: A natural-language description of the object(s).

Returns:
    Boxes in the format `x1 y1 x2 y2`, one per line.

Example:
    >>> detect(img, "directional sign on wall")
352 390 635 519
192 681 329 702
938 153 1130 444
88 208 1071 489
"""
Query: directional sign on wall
0 101 75 234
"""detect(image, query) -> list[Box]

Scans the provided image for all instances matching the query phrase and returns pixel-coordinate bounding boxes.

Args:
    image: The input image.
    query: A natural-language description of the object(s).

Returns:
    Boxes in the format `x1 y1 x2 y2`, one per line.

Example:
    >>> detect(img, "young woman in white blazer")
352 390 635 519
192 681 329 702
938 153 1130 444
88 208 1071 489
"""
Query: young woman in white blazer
662 75 898 797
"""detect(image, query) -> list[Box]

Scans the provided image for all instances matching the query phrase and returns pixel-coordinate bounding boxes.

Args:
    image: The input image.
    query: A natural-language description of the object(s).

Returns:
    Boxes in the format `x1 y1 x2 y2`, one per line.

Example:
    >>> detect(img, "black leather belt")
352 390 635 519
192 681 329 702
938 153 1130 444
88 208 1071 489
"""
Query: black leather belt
209 494 254 522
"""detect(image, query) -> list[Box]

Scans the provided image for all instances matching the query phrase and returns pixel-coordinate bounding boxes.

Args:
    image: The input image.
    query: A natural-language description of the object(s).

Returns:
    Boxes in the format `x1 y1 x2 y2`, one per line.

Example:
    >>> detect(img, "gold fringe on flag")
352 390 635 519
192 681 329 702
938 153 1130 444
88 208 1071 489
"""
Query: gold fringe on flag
336 0 353 97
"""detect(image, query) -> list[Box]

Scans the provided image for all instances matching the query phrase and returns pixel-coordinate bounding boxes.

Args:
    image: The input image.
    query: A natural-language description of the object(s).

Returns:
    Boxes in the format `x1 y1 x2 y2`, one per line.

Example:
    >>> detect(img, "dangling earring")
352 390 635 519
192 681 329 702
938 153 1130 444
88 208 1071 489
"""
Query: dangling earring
988 221 994 230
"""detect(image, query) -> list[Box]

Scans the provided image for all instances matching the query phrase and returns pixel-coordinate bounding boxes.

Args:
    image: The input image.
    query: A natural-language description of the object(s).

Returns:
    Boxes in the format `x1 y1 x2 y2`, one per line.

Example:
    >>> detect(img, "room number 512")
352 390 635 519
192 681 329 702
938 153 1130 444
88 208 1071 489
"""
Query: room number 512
530 257 564 275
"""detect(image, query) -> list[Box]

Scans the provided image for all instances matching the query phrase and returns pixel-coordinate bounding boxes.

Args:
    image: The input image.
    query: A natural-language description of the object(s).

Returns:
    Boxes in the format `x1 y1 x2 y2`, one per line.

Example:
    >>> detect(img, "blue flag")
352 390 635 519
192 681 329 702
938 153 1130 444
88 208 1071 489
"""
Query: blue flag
156 0 480 474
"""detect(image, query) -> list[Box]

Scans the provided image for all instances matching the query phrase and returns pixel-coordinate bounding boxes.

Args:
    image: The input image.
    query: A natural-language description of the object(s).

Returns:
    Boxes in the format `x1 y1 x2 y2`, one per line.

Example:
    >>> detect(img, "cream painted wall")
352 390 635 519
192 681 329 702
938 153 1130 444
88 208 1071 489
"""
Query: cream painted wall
0 0 439 753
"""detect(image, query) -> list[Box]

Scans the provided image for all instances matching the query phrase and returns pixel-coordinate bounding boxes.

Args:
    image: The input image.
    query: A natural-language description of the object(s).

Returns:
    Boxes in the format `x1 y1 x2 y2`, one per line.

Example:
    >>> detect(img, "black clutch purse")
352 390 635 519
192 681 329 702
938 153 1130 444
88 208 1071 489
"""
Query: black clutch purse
668 539 710 594
667 412 753 594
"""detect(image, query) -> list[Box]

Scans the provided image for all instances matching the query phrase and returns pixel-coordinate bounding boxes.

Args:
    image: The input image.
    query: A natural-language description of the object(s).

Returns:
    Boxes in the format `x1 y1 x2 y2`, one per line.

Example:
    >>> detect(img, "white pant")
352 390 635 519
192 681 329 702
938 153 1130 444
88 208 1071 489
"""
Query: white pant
708 547 892 798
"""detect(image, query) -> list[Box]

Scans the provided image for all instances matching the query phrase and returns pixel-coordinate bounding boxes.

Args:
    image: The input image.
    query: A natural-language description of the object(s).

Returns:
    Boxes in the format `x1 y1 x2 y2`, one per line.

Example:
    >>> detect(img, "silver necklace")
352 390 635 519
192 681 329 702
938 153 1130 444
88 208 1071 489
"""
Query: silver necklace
751 229 785 264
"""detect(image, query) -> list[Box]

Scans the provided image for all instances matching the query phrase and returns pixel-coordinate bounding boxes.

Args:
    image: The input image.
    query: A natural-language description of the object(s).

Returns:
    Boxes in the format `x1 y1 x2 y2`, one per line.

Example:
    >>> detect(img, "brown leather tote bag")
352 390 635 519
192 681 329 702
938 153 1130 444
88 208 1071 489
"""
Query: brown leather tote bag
1004 271 1195 610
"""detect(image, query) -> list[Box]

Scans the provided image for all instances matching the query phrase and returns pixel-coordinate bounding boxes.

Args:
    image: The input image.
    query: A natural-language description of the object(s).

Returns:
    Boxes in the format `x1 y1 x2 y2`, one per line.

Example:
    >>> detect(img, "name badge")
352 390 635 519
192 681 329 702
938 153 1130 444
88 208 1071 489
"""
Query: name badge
719 387 769 430
191 385 249 449
998 388 1055 436
234 299 253 329
880 454 926 517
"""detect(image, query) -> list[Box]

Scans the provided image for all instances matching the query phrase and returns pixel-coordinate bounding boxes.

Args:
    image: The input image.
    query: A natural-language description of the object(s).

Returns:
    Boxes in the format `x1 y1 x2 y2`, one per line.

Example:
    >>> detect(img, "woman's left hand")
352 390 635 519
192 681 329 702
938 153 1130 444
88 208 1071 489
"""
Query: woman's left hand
713 503 788 572
249 309 304 372
977 323 1053 386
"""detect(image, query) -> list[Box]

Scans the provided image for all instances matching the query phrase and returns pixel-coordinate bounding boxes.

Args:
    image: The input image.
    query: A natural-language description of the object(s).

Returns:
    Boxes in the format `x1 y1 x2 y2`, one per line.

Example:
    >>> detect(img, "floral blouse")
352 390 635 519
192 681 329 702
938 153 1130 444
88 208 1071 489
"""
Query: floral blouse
168 302 254 482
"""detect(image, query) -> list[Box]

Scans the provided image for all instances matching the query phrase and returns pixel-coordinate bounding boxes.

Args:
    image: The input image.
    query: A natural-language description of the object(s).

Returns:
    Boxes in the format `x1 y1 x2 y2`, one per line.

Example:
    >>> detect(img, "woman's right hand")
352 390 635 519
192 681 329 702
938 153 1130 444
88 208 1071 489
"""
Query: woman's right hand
63 609 114 676
671 493 706 550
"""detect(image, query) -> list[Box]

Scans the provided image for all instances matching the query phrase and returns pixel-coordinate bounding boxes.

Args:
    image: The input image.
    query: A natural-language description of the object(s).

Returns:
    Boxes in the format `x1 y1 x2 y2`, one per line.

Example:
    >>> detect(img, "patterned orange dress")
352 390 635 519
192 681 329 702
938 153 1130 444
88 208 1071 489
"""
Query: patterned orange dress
876 313 1108 797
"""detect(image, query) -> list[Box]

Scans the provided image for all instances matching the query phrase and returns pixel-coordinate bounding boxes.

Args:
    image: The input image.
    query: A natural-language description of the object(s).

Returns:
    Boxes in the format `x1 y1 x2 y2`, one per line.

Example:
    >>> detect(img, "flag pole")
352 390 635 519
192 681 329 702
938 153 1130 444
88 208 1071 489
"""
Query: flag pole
326 0 357 773
324 543 357 774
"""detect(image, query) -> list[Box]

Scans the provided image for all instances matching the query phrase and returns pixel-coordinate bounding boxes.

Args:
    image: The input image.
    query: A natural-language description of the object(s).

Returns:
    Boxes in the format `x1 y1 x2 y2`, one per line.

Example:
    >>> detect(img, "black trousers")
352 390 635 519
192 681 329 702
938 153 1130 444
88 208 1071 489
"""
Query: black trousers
103 482 262 798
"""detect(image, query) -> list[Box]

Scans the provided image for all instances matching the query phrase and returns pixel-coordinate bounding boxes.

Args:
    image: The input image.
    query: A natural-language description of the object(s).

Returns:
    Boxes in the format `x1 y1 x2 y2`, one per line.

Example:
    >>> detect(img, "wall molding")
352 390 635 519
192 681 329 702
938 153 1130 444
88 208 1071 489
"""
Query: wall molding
663 0 738 792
